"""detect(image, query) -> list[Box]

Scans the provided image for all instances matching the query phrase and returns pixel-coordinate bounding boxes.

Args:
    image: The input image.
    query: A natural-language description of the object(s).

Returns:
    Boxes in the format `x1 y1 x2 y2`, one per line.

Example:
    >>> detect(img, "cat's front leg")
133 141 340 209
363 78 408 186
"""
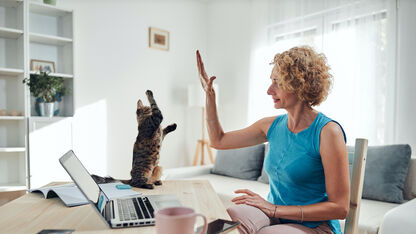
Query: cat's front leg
145 90 159 109
163 123 177 137
146 90 163 124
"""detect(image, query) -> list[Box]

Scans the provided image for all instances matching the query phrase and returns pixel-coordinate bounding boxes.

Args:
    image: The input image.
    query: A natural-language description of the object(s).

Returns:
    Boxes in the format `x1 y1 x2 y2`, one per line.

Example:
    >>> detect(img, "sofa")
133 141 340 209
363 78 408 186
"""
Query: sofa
164 143 416 234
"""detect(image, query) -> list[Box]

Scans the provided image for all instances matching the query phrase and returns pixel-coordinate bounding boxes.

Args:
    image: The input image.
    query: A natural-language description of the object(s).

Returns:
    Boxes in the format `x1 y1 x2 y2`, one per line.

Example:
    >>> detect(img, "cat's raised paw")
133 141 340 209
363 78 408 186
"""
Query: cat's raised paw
154 180 162 186
145 90 153 97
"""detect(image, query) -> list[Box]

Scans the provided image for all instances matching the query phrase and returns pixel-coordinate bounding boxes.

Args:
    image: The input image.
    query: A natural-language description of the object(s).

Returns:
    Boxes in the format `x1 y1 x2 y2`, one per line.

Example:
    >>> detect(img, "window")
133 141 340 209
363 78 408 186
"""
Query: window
248 0 396 145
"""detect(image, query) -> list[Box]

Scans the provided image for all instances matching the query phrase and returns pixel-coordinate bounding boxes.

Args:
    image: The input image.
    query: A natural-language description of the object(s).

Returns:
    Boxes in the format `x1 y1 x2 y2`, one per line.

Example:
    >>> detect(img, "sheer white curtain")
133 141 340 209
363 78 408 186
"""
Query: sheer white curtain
247 0 397 145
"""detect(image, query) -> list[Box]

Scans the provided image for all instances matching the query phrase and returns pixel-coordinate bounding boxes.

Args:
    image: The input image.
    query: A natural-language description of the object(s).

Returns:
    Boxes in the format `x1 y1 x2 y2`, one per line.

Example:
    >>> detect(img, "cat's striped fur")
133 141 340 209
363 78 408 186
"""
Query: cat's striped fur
91 90 176 189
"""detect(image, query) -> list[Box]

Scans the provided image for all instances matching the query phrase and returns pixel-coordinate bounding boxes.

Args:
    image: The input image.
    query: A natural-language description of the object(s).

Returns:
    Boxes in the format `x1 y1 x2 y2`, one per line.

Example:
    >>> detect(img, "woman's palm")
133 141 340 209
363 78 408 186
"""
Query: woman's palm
196 50 216 92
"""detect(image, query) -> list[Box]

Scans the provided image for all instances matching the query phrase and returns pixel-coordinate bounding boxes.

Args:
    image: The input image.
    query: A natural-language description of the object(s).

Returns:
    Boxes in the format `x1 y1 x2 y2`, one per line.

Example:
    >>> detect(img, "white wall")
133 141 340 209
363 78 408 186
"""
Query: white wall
206 0 252 130
58 0 208 178
396 0 416 151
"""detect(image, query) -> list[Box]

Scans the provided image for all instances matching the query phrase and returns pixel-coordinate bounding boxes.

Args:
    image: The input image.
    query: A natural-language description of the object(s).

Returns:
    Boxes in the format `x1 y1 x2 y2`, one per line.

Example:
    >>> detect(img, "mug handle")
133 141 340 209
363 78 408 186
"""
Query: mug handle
195 213 208 234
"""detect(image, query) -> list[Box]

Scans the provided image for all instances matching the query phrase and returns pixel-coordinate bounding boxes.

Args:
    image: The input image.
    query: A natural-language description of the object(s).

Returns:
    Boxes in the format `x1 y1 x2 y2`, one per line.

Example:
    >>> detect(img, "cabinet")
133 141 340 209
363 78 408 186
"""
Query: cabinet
0 0 74 191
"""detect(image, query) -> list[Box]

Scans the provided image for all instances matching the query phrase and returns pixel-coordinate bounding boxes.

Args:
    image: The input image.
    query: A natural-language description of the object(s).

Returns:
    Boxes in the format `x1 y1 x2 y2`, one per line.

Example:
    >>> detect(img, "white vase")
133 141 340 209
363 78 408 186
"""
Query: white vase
39 102 54 117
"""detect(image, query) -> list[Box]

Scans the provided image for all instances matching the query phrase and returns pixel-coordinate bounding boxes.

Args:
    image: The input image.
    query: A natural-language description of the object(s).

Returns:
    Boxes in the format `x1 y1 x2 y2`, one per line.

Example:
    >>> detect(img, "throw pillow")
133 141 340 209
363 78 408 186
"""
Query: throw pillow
347 144 412 204
211 144 265 180
257 143 270 184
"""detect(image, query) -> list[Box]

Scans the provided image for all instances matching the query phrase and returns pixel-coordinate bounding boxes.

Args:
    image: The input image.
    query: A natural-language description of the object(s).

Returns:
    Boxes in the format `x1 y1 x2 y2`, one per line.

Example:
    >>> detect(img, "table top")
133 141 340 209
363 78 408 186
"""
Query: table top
0 180 234 234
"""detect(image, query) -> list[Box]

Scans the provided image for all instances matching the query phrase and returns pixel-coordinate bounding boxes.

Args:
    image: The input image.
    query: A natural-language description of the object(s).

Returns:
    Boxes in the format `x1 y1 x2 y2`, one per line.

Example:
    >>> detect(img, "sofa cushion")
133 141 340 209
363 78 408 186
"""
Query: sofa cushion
403 157 416 200
347 144 412 204
212 144 265 180
339 199 399 234
257 143 269 184
378 198 416 234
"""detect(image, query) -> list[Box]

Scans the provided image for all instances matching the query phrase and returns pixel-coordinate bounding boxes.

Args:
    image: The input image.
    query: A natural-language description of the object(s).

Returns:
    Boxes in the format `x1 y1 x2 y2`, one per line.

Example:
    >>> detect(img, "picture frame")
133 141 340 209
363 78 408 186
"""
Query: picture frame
30 59 56 73
149 27 169 51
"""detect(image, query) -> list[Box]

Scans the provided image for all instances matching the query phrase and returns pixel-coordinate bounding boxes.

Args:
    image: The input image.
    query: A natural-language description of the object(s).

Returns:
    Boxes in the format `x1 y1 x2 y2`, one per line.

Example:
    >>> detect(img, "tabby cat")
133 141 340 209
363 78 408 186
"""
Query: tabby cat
92 90 177 189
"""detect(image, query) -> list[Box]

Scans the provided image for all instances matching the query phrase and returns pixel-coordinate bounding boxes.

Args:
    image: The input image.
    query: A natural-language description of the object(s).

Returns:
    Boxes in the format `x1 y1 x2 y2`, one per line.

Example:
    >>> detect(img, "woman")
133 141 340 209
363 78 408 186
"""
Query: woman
196 46 350 234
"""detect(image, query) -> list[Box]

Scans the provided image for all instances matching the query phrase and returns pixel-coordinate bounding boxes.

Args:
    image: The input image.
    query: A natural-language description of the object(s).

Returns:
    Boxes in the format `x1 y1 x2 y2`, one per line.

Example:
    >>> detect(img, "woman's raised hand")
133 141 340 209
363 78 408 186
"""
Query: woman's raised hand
196 50 216 93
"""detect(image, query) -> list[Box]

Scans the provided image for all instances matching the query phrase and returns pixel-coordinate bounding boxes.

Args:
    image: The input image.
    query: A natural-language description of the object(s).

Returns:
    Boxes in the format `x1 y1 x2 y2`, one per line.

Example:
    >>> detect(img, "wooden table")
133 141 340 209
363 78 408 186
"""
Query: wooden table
0 180 236 234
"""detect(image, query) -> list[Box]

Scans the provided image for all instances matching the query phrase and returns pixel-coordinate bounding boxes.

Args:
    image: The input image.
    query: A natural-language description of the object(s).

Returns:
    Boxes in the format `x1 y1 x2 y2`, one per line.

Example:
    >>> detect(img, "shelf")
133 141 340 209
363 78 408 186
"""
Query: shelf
0 185 26 192
0 116 24 120
30 71 73 79
0 0 22 8
0 67 24 76
30 32 72 46
0 27 23 39
0 147 26 152
30 2 72 17
30 116 72 121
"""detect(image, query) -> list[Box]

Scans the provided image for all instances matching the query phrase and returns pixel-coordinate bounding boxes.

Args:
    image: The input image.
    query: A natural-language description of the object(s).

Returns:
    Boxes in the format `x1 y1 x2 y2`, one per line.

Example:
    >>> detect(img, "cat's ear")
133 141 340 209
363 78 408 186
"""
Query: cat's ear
137 100 143 109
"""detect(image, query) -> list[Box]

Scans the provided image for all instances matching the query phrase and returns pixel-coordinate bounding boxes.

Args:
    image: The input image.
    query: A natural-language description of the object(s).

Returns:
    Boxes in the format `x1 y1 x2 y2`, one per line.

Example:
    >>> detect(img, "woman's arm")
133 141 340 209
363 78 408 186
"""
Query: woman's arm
275 122 350 220
232 122 350 221
197 50 273 149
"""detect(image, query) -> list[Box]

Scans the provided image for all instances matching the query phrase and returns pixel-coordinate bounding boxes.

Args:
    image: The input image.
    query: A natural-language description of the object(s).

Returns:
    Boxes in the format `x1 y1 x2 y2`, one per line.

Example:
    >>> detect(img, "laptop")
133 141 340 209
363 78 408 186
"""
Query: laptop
59 150 182 228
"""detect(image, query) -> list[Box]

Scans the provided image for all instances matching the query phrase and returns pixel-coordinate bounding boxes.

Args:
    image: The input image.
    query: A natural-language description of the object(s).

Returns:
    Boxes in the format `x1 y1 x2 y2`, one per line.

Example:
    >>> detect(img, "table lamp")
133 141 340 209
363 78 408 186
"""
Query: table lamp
187 84 218 165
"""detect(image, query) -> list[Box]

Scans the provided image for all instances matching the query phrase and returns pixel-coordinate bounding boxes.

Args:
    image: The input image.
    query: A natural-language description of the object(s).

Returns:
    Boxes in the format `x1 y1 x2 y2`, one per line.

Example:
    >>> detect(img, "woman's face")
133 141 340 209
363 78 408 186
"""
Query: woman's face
267 71 299 109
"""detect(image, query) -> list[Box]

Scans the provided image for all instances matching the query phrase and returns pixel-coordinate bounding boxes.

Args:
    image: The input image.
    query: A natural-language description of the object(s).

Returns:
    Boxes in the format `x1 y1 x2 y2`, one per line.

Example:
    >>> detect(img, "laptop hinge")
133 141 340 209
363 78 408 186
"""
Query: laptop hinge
104 201 113 221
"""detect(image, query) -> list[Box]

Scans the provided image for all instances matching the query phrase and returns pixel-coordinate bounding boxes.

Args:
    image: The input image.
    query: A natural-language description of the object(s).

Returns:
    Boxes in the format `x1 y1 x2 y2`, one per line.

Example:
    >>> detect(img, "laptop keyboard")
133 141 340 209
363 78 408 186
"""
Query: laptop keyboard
117 197 154 221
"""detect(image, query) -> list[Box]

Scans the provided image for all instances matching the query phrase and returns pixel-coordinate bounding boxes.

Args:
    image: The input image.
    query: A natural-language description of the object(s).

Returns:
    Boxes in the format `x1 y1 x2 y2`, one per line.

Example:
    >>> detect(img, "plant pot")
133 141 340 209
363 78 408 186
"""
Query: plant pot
43 0 56 6
39 102 55 117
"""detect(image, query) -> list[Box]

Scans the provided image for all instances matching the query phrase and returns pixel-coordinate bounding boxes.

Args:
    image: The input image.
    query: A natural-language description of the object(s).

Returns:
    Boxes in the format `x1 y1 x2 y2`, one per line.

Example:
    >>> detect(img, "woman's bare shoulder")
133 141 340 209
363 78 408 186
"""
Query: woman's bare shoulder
255 116 278 133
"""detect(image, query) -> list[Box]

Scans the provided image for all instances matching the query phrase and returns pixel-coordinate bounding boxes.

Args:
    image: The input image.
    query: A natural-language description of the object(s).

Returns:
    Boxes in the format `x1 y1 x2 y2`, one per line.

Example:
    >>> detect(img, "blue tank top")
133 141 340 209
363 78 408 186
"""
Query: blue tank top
264 112 346 234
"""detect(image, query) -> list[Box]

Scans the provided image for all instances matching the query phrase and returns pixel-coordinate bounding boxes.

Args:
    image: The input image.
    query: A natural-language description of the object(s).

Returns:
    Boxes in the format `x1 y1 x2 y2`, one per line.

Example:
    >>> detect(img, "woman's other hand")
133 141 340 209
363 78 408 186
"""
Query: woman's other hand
232 189 276 217
196 50 216 93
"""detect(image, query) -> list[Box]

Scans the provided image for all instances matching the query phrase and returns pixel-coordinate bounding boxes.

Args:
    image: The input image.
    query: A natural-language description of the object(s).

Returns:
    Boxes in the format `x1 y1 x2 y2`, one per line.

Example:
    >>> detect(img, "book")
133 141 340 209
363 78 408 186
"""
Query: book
30 182 141 207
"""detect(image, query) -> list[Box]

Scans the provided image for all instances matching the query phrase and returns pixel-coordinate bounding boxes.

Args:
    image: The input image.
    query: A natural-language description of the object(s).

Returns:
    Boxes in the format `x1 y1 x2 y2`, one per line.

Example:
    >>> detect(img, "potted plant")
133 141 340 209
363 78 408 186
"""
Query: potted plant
23 71 67 117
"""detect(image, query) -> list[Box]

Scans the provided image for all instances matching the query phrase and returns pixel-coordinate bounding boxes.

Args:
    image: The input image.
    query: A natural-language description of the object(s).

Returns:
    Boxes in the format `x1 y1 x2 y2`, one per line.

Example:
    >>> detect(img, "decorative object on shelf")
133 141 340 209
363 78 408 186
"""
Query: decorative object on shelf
30 59 56 73
9 110 21 116
149 27 169 51
0 109 7 116
187 83 219 165
43 0 57 6
23 71 67 117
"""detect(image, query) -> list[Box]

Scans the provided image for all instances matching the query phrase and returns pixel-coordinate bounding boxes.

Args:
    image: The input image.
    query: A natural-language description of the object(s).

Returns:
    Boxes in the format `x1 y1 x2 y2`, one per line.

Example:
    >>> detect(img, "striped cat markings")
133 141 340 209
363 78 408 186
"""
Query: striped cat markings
92 90 177 189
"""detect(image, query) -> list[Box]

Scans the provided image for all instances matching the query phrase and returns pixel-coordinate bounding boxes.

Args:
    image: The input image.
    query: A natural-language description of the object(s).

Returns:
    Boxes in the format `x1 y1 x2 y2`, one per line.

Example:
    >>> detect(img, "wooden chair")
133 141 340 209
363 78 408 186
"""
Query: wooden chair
344 138 368 234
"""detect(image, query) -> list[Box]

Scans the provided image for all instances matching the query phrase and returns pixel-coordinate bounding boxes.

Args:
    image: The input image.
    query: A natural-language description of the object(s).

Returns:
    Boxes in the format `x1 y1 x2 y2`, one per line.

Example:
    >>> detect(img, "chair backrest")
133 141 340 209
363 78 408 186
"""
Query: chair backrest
344 138 368 234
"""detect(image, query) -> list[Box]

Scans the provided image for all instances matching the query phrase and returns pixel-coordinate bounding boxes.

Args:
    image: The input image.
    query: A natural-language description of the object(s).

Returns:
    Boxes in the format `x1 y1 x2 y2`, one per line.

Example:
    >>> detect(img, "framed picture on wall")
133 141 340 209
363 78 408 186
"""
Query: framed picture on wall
30 59 56 73
149 27 169 51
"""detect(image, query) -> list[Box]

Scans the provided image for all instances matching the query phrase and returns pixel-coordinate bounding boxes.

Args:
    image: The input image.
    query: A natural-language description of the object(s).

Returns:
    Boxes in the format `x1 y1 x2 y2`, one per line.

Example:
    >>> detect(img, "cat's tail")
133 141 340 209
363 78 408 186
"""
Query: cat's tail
91 174 117 184
121 179 131 185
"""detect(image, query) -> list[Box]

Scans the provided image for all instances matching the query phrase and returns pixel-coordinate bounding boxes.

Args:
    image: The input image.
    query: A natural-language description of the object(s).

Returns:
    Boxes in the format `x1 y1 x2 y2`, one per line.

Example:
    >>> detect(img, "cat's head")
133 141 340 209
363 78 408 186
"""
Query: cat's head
136 99 151 123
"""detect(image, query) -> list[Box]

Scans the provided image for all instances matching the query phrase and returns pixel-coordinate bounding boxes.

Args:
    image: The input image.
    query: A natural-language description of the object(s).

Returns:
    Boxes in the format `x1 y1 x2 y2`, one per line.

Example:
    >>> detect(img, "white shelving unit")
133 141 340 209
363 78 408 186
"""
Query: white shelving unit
0 116 25 120
0 147 26 152
0 26 23 39
0 0 26 192
0 67 24 76
0 0 74 191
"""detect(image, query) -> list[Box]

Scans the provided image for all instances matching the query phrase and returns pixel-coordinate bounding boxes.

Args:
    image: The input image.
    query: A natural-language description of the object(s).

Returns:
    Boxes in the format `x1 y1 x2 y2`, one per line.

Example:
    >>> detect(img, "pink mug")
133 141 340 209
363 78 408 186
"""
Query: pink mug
155 206 207 234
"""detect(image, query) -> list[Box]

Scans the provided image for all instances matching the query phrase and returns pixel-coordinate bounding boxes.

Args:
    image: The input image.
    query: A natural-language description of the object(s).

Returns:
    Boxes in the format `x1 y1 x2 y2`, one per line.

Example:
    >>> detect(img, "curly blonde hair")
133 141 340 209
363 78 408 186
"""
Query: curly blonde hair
271 46 332 106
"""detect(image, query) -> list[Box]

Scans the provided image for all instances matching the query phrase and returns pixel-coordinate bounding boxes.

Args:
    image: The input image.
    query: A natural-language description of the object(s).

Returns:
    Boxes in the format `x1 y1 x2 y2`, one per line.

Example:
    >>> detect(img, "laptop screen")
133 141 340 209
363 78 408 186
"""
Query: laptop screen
59 150 103 205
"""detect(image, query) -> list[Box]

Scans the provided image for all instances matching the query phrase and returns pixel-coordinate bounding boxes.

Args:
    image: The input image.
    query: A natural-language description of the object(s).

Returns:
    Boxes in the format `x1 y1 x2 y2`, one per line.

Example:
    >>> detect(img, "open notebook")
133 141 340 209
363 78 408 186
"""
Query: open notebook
30 182 141 207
